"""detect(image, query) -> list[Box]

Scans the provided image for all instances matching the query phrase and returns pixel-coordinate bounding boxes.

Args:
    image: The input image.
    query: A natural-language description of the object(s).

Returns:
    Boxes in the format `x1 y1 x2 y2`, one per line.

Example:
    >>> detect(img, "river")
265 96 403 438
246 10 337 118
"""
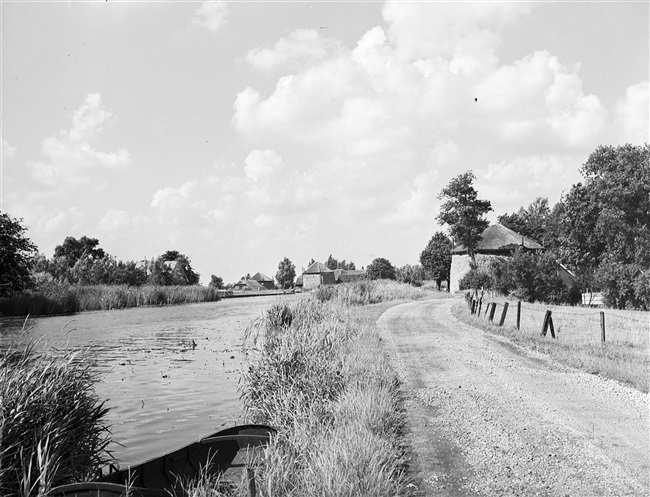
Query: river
0 293 303 467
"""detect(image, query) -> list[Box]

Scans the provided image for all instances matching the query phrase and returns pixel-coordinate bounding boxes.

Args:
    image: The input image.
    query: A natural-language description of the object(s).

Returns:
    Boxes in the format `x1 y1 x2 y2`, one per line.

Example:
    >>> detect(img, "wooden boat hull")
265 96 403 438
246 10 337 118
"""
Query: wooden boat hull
49 424 275 497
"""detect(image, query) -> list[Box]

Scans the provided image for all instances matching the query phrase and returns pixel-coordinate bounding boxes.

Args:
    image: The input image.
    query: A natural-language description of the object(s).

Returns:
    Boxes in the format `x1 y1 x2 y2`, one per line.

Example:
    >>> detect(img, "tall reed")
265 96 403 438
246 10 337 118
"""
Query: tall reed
0 343 113 496
217 296 408 496
0 284 222 317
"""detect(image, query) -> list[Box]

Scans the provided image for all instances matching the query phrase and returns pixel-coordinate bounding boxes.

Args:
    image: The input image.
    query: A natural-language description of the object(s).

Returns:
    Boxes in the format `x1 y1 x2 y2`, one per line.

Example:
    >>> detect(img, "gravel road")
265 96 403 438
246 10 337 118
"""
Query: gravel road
377 297 649 496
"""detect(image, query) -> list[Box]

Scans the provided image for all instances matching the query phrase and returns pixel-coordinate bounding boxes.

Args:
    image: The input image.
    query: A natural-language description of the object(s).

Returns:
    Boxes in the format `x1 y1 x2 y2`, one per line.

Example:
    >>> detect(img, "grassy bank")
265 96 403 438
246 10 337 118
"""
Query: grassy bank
0 343 113 496
452 300 649 393
0 284 221 317
186 282 434 496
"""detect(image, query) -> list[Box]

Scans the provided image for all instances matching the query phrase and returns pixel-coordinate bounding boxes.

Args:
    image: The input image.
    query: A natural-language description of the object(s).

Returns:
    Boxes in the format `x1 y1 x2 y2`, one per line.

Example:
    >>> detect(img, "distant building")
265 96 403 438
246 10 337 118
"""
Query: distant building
449 224 543 293
334 269 367 284
232 279 266 291
251 272 276 290
163 260 190 285
302 261 336 290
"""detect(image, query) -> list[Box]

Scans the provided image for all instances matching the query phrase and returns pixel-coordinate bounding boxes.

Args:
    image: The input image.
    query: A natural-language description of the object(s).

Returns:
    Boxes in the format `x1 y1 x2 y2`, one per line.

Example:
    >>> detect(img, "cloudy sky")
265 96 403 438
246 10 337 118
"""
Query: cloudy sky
2 1 648 284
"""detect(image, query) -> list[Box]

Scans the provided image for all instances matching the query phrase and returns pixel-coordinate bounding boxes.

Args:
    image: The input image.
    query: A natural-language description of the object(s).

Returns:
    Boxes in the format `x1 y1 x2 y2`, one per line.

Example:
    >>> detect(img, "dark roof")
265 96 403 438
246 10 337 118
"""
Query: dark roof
295 275 303 286
451 224 543 254
233 279 265 291
251 272 273 282
304 261 334 274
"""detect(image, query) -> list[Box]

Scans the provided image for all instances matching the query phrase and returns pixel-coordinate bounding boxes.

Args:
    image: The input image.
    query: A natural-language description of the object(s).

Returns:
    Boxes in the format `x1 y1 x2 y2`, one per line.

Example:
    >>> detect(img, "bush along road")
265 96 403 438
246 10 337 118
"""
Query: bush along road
378 297 648 496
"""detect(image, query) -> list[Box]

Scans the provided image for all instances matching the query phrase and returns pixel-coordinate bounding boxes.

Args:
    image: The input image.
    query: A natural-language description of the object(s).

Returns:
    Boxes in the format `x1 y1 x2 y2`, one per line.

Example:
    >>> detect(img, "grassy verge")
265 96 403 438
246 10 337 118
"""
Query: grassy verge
452 300 649 393
0 284 221 317
185 283 428 497
0 343 113 496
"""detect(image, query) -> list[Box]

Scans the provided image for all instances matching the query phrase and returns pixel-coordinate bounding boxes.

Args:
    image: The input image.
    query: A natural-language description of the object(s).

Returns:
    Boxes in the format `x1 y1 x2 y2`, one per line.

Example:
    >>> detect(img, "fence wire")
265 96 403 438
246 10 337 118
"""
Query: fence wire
466 295 648 349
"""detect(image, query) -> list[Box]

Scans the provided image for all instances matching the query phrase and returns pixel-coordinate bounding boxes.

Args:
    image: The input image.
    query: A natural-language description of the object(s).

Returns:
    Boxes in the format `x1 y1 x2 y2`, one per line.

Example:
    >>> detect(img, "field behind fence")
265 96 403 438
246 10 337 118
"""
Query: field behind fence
465 293 649 349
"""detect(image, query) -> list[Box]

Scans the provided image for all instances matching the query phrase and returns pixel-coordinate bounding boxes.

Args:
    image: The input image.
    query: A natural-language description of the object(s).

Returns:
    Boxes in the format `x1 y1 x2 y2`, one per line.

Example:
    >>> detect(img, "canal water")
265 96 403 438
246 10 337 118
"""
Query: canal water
0 294 302 467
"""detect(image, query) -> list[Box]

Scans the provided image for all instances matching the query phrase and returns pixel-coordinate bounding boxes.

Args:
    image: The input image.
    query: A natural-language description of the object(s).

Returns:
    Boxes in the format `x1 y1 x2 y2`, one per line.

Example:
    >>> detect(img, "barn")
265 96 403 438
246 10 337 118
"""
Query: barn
302 261 336 290
449 224 543 293
251 272 276 290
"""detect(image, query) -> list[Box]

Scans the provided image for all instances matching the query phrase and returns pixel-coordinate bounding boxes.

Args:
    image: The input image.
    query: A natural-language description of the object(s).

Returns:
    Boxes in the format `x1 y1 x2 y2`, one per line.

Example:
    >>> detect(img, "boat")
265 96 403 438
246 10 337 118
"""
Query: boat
49 424 276 496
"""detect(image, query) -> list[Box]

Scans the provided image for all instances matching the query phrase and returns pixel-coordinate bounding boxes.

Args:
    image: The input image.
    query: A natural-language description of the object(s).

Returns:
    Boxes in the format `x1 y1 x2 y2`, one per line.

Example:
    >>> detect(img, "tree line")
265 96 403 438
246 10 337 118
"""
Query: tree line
0 224 204 298
421 144 649 310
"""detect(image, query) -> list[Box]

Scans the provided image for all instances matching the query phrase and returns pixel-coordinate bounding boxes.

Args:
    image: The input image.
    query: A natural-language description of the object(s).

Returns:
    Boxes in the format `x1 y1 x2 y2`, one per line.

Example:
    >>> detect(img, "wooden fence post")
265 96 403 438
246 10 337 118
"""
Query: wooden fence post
489 303 497 321
516 301 521 330
477 299 482 316
499 302 509 326
484 302 490 318
541 310 555 338
600 311 606 344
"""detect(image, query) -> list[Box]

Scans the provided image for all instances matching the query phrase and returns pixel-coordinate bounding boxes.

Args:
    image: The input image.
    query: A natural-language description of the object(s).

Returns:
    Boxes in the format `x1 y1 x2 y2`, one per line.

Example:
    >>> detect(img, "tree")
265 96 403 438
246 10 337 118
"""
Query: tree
54 236 105 267
437 171 492 266
396 264 425 286
276 257 296 289
159 250 200 285
497 197 550 243
209 275 224 289
366 258 396 280
0 212 38 296
420 232 452 290
557 144 649 307
325 254 338 270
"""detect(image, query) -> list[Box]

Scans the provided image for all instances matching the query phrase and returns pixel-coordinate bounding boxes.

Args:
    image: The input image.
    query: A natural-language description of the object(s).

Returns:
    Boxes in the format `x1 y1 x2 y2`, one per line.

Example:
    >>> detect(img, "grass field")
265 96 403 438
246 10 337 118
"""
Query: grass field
453 298 649 393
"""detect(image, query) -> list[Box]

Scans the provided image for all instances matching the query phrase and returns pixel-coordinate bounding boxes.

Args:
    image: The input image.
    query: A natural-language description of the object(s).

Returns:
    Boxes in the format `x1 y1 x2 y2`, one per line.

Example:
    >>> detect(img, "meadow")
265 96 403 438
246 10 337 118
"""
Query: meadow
453 296 649 392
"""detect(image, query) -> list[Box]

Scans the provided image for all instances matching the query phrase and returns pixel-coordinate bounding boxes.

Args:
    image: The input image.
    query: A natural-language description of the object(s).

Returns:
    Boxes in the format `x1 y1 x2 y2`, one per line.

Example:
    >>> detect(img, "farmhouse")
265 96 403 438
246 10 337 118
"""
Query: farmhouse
334 269 367 283
449 224 543 293
250 272 275 290
302 261 336 290
232 278 266 291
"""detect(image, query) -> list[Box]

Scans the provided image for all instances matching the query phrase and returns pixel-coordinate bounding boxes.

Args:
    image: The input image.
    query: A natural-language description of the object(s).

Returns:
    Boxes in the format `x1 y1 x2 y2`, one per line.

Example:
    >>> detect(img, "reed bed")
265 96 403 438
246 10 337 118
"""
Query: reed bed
0 284 221 317
453 301 649 393
0 342 113 496
186 295 408 496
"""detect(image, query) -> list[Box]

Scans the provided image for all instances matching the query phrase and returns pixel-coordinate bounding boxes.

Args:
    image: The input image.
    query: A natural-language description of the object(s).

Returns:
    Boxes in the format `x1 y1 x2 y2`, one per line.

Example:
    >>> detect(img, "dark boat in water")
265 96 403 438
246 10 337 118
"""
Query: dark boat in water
49 424 276 497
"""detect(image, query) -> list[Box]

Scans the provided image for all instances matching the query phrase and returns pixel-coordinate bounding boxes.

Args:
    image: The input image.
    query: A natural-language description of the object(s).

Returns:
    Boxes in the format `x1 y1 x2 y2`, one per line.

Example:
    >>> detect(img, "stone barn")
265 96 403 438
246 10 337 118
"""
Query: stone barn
449 224 543 293
302 261 336 290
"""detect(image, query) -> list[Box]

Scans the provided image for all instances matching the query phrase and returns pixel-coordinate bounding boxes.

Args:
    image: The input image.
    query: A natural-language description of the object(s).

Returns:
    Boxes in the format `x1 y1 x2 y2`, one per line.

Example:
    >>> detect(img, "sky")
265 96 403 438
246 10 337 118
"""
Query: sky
1 1 648 285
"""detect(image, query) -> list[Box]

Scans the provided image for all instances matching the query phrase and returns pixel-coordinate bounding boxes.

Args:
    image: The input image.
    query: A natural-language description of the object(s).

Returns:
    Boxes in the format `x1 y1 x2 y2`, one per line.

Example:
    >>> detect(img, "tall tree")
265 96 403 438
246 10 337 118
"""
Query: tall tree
276 257 296 289
558 144 650 308
420 232 453 290
366 257 396 280
54 236 105 267
325 254 339 270
498 197 550 243
436 171 492 266
209 275 224 289
0 212 38 296
159 250 200 285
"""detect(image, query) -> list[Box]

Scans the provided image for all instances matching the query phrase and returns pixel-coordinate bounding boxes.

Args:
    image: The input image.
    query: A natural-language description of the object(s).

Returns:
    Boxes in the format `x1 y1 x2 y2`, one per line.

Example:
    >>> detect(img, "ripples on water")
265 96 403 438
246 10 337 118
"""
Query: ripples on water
0 295 301 466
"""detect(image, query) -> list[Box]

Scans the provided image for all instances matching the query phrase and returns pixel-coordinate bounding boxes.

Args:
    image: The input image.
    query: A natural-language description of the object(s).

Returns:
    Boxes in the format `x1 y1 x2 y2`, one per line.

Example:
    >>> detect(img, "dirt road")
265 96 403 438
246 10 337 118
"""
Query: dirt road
378 297 649 496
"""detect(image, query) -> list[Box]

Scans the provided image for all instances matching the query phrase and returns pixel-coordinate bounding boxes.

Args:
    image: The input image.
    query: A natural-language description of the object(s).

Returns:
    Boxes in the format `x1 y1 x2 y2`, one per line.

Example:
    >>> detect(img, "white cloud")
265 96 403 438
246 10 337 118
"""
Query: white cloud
151 181 198 210
192 1 228 33
2 137 17 160
97 209 135 232
246 29 342 70
613 81 649 145
29 93 131 188
243 149 286 181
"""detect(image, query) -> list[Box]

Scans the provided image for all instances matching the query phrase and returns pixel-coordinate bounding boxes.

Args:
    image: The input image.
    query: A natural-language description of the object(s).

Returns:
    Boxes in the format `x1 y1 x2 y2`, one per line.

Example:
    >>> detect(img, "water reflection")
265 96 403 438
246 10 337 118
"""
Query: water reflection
0 294 302 466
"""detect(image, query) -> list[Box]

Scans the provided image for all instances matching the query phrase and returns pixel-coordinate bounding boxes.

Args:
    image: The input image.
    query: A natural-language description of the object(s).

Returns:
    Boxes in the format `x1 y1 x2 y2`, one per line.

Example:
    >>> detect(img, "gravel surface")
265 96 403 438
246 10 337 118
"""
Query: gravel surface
377 297 649 496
